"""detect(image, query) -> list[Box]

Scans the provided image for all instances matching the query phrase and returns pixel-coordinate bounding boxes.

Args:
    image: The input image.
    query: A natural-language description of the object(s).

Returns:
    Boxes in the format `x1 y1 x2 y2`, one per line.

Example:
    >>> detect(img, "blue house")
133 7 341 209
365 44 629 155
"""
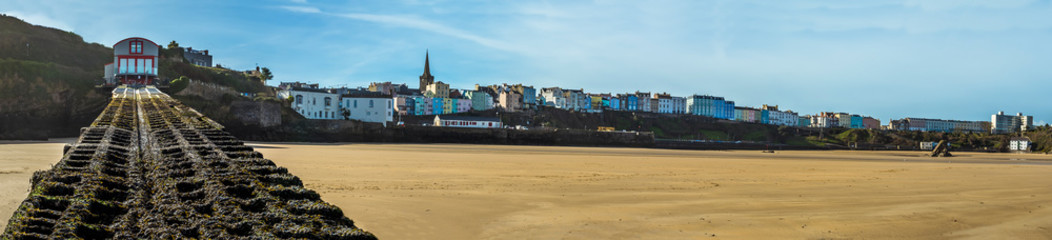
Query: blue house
625 95 638 111
432 97 443 115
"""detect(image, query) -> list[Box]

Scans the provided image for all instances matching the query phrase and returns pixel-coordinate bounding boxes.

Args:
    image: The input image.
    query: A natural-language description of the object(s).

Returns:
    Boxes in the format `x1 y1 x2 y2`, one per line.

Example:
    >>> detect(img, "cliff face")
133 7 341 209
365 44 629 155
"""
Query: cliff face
229 100 282 128
0 15 113 139
0 14 273 139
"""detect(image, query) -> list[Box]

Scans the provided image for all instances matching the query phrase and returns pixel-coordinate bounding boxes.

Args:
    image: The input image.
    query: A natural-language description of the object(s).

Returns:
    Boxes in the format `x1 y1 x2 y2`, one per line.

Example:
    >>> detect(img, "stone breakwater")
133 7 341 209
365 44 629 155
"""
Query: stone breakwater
1 86 374 239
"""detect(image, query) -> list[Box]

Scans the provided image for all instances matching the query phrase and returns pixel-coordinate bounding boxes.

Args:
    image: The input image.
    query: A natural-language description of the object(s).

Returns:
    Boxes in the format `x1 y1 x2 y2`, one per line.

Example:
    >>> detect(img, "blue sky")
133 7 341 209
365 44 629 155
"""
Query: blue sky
4 0 1051 124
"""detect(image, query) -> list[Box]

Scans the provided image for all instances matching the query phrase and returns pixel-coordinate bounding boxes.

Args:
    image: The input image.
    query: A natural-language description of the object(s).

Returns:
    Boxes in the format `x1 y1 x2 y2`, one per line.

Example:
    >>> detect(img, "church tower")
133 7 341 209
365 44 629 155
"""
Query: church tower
419 51 434 93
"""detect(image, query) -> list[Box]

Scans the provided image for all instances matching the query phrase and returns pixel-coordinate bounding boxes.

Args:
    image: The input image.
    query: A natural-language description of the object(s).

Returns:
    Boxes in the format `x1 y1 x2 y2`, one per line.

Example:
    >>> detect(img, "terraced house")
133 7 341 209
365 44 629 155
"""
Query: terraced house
761 105 799 126
540 87 566 109
687 95 735 120
288 87 341 120
340 92 394 125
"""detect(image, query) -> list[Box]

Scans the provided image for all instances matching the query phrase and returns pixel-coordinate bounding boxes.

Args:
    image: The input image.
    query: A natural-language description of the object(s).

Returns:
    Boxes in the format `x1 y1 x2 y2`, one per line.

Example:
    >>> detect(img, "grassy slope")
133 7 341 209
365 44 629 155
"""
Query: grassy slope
157 47 267 94
0 15 112 139
0 15 270 139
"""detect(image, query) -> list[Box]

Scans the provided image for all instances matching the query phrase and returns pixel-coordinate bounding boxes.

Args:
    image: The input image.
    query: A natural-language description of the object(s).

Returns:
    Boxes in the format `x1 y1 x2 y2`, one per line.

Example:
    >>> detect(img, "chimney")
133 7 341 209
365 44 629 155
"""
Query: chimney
204 50 209 55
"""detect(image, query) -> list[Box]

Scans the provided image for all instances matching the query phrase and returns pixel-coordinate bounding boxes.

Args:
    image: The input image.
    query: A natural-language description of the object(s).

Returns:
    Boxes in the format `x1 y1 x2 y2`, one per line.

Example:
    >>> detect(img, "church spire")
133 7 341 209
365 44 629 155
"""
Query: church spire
419 50 435 93
423 50 431 77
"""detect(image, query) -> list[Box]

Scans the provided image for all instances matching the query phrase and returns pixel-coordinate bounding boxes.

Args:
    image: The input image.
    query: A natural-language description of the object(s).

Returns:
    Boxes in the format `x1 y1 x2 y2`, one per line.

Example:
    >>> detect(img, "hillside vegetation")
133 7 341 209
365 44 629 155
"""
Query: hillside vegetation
0 15 112 139
157 46 268 94
0 15 268 139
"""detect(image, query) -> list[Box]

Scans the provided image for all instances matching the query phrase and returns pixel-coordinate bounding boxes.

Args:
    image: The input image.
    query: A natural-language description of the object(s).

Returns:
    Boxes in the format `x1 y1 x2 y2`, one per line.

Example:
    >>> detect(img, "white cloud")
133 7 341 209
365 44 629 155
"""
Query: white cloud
280 6 321 14
334 13 521 53
274 5 522 53
2 10 74 31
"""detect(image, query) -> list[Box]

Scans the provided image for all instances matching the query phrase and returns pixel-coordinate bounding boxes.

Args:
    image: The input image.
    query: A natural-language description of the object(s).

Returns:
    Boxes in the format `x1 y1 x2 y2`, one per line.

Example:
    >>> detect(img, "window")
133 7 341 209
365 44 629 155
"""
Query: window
130 40 143 54
324 97 332 106
144 59 153 74
370 100 375 108
121 59 130 73
353 100 358 108
296 95 303 104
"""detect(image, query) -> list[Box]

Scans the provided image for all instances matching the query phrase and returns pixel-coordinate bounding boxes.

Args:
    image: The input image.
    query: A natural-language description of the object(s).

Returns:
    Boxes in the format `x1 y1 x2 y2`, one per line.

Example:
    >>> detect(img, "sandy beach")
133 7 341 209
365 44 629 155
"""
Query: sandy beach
0 139 72 231
250 143 1052 239
4 142 1052 239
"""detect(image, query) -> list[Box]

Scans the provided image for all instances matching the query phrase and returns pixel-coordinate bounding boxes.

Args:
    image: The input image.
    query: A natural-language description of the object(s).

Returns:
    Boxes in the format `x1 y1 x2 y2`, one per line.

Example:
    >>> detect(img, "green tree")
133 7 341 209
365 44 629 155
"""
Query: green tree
169 76 190 93
168 40 179 49
260 67 273 83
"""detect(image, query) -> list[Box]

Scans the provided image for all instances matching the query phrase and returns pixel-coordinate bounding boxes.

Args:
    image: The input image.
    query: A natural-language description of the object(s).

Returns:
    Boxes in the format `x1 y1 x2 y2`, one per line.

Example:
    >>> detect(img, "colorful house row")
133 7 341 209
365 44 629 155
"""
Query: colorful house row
541 90 695 115
396 96 474 116
801 112 880 129
539 88 592 112
733 105 800 126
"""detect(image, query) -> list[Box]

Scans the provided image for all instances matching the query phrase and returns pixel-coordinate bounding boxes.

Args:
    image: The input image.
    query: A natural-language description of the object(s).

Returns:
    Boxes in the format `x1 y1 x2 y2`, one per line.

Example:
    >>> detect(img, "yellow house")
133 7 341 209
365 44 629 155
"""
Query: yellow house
442 98 454 114
590 96 604 110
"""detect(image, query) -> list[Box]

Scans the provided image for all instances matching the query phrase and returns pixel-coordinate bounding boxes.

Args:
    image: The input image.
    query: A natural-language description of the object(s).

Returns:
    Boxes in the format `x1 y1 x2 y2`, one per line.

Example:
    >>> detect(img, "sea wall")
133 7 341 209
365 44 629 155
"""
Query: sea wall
229 100 282 128
391 127 655 147
226 120 654 147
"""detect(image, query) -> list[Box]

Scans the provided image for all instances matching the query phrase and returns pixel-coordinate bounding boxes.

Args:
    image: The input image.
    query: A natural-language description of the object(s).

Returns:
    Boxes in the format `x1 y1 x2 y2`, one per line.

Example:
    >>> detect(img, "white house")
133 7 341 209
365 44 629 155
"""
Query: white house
1009 137 1032 152
810 116 834 128
761 105 799 127
434 115 503 128
288 87 341 120
540 87 566 109
340 92 394 124
671 96 686 114
656 95 673 114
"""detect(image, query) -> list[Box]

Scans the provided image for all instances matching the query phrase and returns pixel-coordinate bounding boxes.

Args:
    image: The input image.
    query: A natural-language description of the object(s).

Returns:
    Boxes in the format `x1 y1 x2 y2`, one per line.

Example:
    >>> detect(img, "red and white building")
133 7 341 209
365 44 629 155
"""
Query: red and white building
433 116 502 128
104 37 160 85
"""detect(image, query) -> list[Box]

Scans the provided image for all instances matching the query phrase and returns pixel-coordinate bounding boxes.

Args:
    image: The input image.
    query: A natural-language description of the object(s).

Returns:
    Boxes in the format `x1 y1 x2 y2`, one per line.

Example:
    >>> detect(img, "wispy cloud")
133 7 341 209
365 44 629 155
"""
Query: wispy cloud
275 5 521 53
7 1 1046 122
280 5 320 14
334 13 522 53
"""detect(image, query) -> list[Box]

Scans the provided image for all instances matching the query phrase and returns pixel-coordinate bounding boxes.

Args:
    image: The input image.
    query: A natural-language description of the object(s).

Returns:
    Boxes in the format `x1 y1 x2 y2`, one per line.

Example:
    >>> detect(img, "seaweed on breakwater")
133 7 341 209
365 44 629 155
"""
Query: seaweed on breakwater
3 86 374 239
